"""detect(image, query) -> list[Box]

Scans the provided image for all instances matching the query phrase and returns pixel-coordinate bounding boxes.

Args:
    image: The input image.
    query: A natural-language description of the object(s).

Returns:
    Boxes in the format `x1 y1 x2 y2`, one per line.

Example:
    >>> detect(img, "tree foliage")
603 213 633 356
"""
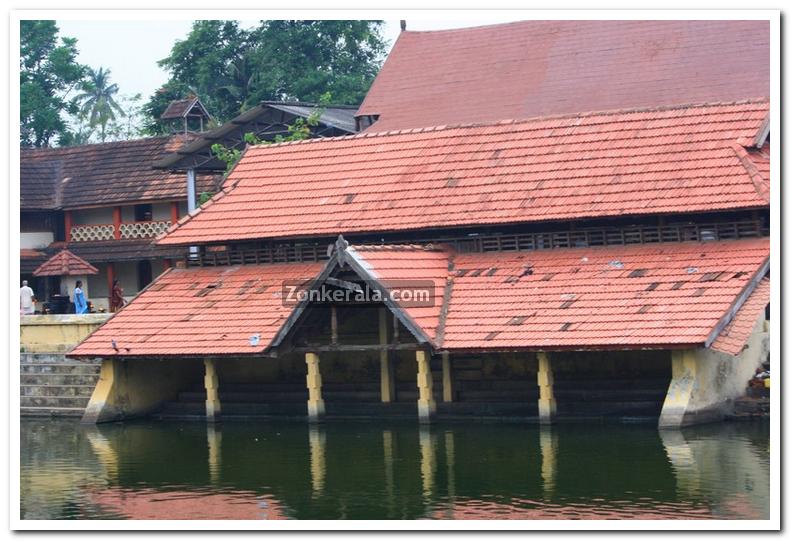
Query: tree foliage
144 20 387 133
72 67 126 142
20 20 85 147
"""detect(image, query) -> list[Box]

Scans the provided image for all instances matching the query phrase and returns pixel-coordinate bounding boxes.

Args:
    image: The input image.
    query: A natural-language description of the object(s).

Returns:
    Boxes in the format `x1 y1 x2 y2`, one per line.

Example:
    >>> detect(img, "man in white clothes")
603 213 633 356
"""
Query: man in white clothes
20 280 36 315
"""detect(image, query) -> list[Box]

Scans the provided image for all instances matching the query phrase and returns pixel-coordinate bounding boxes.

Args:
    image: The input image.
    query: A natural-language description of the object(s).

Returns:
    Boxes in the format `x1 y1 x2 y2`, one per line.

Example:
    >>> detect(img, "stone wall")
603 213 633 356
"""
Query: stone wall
20 314 111 353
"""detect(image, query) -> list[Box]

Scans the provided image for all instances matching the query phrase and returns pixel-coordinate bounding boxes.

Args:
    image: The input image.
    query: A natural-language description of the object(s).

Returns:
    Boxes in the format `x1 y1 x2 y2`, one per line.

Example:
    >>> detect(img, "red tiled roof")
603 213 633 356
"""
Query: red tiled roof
710 278 770 356
350 245 450 341
436 238 769 351
69 262 322 357
159 100 770 246
33 250 99 277
358 20 768 132
71 238 768 357
21 135 220 209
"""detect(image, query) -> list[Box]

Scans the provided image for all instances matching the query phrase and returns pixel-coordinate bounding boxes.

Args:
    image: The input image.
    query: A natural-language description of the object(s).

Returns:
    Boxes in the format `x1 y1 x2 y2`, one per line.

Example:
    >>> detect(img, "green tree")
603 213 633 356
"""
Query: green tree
72 67 125 142
143 20 387 133
20 20 85 147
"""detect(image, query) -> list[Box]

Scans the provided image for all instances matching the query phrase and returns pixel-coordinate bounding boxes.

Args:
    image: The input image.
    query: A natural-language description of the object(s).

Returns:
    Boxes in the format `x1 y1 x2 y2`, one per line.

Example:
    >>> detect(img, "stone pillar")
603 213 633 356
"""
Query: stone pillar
305 352 325 421
416 350 436 422
441 351 454 402
379 308 395 403
204 358 221 423
537 352 557 425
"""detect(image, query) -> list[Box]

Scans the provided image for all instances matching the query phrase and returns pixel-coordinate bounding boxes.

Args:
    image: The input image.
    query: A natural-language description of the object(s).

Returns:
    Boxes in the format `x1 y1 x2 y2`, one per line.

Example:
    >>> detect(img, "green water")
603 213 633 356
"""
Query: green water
20 419 769 520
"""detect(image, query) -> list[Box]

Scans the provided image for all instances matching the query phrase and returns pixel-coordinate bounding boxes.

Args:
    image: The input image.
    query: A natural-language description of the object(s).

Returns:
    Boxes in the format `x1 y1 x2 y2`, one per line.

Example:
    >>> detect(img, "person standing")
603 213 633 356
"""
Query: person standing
20 280 36 315
73 280 88 314
110 279 125 312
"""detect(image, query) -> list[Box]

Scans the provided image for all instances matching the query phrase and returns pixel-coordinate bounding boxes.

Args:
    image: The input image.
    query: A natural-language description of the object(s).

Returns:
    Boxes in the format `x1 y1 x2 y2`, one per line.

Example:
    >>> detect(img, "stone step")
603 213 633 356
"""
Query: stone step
20 384 95 397
20 363 101 375
20 395 91 408
20 353 100 365
20 373 100 386
20 406 87 417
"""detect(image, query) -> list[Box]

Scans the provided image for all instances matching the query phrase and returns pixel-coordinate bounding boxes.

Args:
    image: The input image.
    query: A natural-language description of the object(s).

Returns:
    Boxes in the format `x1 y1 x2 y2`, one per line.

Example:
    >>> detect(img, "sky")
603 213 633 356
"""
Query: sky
55 17 525 103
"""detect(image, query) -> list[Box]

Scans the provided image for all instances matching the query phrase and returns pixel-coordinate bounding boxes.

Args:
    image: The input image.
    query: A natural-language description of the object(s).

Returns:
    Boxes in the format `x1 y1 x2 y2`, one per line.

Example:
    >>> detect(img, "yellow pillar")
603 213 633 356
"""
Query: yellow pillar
537 352 556 425
204 359 221 422
416 350 436 422
419 427 436 499
379 308 395 403
207 424 222 485
305 352 325 421
308 425 326 496
441 351 453 402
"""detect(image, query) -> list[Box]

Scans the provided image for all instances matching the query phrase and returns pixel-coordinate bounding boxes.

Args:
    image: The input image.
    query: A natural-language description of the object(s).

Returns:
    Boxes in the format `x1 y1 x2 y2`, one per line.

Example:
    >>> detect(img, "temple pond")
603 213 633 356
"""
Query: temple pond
20 418 769 520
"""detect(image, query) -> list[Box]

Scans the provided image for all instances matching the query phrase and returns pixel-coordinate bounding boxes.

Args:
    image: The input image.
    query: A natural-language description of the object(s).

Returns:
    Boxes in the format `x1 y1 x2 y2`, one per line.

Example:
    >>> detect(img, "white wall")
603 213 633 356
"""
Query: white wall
72 207 113 225
21 232 54 250
152 202 173 221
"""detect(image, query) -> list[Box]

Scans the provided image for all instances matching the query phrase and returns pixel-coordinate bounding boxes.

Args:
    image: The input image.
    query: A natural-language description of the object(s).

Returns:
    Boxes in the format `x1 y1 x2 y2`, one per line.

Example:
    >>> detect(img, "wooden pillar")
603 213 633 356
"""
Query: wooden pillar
441 351 453 402
416 350 436 422
112 206 122 240
170 201 180 224
330 305 338 345
379 308 395 403
305 352 325 421
537 352 556 425
64 211 73 243
204 358 221 422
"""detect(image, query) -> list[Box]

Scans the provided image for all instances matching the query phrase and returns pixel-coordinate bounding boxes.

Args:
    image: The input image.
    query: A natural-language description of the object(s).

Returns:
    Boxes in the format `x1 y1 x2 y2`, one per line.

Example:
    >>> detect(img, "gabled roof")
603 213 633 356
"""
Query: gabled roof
33 250 99 277
160 96 211 120
153 101 358 172
158 100 770 246
70 237 769 358
357 20 769 131
20 135 220 210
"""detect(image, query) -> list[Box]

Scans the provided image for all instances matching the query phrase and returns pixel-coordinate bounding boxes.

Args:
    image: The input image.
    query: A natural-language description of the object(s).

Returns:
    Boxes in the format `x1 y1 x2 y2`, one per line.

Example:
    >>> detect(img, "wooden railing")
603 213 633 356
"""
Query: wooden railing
186 220 768 267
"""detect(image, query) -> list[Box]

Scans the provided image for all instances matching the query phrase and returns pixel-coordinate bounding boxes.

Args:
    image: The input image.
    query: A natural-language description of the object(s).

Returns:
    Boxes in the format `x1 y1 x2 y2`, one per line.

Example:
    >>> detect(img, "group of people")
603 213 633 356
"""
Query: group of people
20 279 126 315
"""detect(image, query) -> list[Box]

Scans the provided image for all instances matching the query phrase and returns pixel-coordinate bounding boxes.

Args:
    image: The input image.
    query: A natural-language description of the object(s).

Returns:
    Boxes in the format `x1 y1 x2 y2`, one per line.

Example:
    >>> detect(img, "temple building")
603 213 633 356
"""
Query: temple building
69 20 771 428
20 100 357 313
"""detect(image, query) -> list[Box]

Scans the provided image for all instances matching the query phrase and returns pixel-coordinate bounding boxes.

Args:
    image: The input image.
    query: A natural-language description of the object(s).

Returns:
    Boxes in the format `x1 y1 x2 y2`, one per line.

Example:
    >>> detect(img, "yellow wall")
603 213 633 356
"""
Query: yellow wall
20 314 111 353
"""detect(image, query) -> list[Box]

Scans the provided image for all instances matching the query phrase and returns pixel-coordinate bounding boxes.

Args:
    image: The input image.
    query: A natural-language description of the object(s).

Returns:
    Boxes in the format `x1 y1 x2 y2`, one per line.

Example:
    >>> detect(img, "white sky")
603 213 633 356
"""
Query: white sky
54 17 525 102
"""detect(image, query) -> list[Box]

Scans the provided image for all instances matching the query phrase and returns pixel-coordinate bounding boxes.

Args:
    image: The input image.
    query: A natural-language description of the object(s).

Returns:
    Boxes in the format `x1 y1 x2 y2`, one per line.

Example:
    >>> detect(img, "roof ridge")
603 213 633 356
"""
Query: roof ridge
246 97 770 151
261 100 359 110
21 134 186 154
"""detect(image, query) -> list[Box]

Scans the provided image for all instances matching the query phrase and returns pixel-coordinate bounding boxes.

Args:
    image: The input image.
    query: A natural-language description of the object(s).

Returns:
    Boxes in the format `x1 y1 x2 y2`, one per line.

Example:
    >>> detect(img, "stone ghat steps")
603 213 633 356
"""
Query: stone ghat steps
19 354 100 417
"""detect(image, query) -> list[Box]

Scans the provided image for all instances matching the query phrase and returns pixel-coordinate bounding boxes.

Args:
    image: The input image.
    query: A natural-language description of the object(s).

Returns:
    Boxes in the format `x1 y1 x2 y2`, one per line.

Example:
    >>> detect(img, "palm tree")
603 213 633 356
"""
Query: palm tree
72 67 125 142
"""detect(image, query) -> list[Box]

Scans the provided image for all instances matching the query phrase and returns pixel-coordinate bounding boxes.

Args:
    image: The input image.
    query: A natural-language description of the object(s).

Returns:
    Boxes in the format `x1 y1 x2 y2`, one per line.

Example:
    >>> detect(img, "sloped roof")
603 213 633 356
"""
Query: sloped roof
158 100 770 246
33 250 99 277
358 20 769 131
20 160 61 210
153 101 358 172
20 249 49 274
160 97 210 120
20 135 220 209
70 237 769 358
710 278 770 355
69 262 323 357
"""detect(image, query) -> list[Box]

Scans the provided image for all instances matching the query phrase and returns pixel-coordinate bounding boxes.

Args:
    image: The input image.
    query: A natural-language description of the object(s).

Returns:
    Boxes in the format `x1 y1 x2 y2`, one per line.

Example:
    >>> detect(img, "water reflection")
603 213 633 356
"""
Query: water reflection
19 419 769 520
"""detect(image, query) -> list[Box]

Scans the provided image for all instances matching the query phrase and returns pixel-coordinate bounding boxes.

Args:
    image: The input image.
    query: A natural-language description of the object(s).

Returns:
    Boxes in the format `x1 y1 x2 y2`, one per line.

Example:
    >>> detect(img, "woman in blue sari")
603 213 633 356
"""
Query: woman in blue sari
73 280 88 314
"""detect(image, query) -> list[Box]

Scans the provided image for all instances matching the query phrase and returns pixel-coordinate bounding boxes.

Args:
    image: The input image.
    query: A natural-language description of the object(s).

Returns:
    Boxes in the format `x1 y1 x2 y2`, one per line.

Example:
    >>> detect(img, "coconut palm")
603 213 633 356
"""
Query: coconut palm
72 67 125 142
